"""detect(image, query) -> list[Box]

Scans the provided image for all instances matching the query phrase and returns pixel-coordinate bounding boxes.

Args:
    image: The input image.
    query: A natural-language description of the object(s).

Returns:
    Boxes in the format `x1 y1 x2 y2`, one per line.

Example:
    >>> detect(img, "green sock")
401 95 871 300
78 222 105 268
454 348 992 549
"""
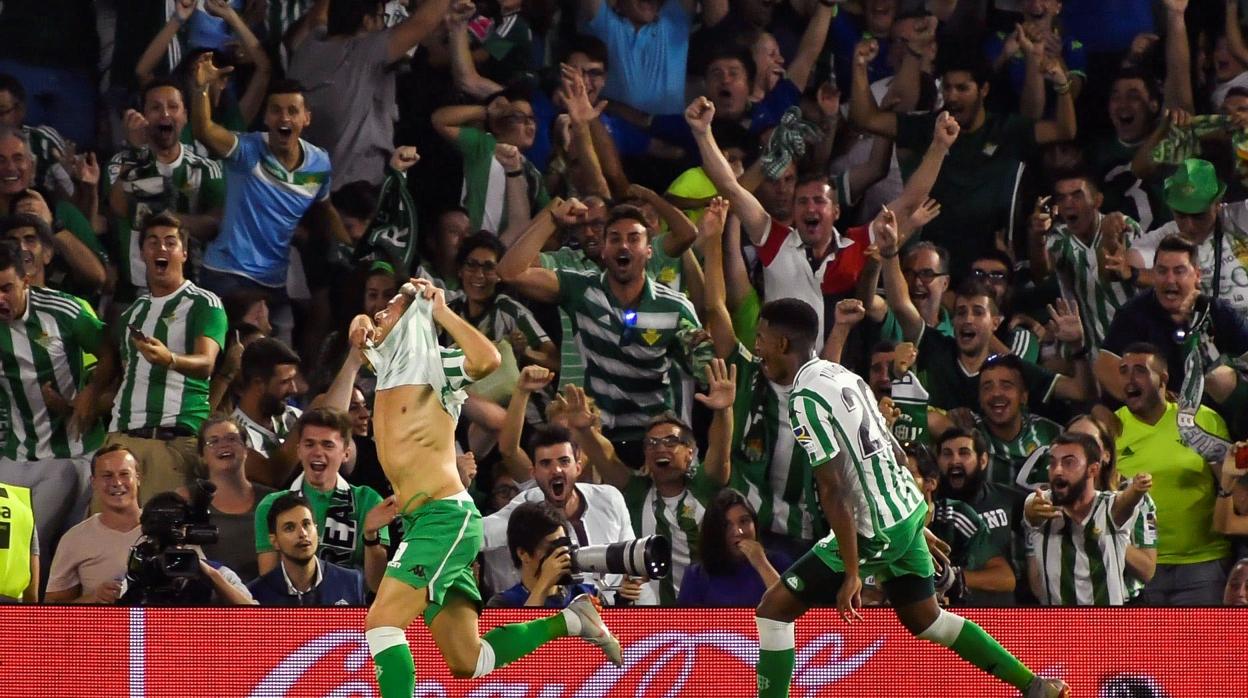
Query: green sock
480 613 569 669
756 648 795 697
948 620 1035 691
372 643 415 698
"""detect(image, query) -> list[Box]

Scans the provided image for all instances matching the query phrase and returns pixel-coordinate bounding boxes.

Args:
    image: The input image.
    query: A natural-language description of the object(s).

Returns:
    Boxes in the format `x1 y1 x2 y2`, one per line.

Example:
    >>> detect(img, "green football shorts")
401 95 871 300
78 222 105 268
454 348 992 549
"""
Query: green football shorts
385 493 483 624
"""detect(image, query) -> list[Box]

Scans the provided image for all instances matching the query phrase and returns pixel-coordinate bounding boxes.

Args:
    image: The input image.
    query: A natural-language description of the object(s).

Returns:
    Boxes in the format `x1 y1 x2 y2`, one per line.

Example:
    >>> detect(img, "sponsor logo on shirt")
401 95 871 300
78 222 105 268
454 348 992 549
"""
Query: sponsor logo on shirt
792 424 812 444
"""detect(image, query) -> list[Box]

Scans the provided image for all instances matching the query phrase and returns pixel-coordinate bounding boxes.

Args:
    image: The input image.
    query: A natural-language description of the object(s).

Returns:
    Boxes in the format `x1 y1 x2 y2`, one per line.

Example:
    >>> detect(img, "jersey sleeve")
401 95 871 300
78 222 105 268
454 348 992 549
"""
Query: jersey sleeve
189 295 229 351
199 160 227 210
254 492 278 553
440 346 474 391
555 267 594 310
70 299 106 353
788 391 842 468
508 297 550 346
225 131 261 170
1131 493 1158 548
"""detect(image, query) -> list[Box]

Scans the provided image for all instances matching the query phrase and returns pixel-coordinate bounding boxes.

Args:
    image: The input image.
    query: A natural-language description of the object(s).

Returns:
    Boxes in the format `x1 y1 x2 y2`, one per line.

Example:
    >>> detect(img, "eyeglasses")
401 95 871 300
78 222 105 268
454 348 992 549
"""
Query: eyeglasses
644 435 687 449
971 268 1009 283
204 434 244 448
904 269 948 283
462 258 498 274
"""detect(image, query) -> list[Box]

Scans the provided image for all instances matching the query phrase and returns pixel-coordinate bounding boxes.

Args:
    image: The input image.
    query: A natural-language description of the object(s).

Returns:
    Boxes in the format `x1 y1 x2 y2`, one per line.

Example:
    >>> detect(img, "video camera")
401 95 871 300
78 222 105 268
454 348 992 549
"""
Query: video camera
546 532 671 588
121 481 220 605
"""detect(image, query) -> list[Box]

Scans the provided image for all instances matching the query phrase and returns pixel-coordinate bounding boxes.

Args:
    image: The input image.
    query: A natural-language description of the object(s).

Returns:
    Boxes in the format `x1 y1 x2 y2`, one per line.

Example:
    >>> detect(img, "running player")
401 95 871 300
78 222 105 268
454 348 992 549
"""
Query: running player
352 278 620 698
752 212 1069 698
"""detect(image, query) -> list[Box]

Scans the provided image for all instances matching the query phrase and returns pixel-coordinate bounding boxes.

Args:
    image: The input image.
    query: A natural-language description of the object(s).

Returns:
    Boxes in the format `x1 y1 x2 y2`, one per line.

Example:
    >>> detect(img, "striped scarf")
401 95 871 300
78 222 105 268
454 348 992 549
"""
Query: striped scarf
1176 299 1234 465
1152 114 1248 188
649 488 701 605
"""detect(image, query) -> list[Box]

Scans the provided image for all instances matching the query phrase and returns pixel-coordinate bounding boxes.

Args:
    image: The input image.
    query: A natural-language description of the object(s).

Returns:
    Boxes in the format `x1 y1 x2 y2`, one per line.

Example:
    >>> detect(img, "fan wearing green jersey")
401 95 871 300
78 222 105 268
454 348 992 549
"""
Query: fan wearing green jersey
935 427 1022 606
565 358 736 604
0 240 104 585
1028 173 1143 355
1024 431 1153 606
751 292 1069 698
975 354 1062 491
78 212 227 507
106 79 225 295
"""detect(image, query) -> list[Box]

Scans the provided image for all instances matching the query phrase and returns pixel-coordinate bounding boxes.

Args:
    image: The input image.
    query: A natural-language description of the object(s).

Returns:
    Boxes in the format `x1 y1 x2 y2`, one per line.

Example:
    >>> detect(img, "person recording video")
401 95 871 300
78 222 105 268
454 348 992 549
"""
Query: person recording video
486 501 598 608
120 488 255 606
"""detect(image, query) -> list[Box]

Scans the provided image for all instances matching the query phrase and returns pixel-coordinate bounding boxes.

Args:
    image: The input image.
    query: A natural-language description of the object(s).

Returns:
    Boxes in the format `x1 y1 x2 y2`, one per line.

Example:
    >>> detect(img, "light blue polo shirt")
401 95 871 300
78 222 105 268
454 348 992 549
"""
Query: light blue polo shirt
583 0 690 116
205 132 332 288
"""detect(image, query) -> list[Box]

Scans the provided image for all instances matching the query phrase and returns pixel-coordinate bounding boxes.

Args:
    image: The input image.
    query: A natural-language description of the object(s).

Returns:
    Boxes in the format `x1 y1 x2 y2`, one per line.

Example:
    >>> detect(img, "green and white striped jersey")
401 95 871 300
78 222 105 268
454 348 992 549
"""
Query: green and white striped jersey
789 358 924 542
1123 488 1157 601
0 287 104 460
446 291 550 347
976 413 1062 490
105 146 225 289
623 469 719 605
232 404 302 459
555 269 707 441
112 281 228 433
889 370 930 446
726 344 821 542
1026 490 1139 605
1047 215 1139 353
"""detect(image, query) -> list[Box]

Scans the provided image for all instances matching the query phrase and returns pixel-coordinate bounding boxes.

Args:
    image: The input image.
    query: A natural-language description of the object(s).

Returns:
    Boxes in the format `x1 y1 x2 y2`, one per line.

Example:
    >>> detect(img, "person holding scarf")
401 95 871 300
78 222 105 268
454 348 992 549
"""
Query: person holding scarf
252 407 396 592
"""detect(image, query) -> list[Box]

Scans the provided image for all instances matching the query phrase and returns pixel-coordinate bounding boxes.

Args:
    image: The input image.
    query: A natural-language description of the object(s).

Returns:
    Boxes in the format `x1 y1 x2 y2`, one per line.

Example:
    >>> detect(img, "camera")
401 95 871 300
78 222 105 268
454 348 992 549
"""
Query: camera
121 481 220 605
546 533 672 587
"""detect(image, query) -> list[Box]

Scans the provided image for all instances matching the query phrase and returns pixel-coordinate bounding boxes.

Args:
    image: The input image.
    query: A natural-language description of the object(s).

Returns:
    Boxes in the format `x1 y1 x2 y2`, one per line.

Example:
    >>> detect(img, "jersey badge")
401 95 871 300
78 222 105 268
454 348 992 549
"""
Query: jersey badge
792 424 811 444
641 328 662 345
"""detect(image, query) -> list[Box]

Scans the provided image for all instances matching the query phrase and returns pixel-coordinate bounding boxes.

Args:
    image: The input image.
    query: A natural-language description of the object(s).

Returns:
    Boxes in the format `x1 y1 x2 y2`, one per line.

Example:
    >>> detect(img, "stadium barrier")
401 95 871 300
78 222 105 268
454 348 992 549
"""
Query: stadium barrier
3 607 1242 696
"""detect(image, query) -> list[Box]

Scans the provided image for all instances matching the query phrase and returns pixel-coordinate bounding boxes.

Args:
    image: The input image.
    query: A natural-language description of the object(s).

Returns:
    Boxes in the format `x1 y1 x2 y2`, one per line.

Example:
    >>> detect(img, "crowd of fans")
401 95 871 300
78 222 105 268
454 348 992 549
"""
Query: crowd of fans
0 0 1246 611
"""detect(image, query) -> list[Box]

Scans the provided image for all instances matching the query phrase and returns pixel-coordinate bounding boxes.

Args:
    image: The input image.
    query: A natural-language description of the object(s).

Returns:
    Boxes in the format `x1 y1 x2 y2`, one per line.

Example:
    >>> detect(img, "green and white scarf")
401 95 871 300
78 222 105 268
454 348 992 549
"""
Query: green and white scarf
1176 300 1234 465
646 487 702 606
1152 114 1248 188
356 166 419 273
291 473 358 567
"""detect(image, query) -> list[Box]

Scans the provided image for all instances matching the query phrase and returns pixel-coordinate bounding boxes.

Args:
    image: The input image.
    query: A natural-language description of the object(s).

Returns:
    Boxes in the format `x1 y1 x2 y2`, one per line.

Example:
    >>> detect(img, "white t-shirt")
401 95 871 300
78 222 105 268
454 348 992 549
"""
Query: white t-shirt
46 514 142 597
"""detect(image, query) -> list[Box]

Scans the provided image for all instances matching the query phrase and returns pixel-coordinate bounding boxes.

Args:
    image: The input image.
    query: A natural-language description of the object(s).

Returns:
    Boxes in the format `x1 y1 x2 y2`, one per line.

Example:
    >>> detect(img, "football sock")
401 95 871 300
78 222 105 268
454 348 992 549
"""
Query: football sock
755 617 796 698
919 610 1035 691
366 627 414 698
478 613 569 672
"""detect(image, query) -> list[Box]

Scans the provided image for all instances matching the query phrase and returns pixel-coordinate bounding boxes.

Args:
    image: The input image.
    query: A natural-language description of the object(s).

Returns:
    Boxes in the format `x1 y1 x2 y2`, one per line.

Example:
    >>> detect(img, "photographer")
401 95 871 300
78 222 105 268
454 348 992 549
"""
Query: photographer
248 493 366 606
120 490 256 606
487 502 598 608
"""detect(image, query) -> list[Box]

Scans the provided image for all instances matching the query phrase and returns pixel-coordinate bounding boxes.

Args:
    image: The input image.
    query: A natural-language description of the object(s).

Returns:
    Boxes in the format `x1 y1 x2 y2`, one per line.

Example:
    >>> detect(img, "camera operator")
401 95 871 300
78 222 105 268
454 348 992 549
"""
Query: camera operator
248 493 366 606
486 502 598 608
482 425 654 605
119 490 256 606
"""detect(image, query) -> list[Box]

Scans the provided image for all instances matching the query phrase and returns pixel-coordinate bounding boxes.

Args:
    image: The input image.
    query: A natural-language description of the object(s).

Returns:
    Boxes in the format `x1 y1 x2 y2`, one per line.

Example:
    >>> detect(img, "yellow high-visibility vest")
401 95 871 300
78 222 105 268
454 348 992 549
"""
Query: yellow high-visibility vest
0 483 35 599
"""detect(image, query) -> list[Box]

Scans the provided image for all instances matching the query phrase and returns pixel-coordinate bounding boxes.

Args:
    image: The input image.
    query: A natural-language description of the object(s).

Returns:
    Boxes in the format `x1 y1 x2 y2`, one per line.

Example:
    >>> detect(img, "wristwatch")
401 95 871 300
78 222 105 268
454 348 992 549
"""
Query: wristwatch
364 532 382 546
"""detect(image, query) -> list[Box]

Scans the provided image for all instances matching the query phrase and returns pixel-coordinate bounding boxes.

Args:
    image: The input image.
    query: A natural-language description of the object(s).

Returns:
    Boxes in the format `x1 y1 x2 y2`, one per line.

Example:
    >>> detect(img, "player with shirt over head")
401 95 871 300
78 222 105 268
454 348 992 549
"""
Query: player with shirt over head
752 208 1070 698
350 278 620 698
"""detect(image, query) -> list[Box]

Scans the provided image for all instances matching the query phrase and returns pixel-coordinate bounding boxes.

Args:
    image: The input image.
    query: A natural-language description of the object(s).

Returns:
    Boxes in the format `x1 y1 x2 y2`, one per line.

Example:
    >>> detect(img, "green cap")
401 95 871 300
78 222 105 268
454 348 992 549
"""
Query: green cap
1164 158 1226 215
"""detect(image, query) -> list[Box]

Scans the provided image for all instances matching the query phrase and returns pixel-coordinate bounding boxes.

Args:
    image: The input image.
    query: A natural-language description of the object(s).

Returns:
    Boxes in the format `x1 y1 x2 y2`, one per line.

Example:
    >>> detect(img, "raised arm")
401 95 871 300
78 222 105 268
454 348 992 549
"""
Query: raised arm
694 358 736 487
560 65 613 200
564 384 632 488
787 2 836 93
285 0 330 52
889 111 958 216
699 197 737 359
1162 0 1194 112
190 54 239 158
135 0 195 86
629 184 697 257
823 298 865 363
447 13 504 99
1112 472 1153 528
875 207 924 342
204 0 272 124
499 366 551 481
686 97 770 244
1033 60 1078 144
387 0 456 63
721 214 753 313
848 39 899 139
431 103 487 146
310 350 363 411
1016 26 1048 120
495 144 533 247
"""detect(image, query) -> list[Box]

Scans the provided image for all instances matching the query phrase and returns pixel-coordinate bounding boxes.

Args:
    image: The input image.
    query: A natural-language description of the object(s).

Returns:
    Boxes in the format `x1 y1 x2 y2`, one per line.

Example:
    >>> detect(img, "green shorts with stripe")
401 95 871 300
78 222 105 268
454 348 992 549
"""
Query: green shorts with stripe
781 504 935 607
385 493 483 625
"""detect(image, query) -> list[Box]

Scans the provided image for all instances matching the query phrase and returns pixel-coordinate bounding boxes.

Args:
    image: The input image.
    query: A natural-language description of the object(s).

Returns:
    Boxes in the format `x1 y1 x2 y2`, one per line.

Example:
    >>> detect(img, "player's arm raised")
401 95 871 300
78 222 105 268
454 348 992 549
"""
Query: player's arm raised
416 279 501 380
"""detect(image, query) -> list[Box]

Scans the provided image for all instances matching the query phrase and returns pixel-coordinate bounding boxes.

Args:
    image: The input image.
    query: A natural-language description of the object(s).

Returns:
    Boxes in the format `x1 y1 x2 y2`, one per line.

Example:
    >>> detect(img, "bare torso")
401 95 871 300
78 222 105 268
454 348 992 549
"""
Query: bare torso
372 384 464 515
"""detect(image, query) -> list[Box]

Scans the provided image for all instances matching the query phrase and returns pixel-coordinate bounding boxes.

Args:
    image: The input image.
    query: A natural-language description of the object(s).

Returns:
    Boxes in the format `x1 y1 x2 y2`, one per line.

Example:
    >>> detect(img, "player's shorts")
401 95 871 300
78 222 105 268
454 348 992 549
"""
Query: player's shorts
385 490 482 624
780 504 935 608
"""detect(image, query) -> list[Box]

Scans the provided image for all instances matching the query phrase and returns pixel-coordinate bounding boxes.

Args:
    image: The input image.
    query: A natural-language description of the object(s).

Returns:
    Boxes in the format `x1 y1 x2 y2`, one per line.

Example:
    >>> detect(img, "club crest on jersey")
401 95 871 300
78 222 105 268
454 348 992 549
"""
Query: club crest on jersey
641 328 662 345
792 424 812 444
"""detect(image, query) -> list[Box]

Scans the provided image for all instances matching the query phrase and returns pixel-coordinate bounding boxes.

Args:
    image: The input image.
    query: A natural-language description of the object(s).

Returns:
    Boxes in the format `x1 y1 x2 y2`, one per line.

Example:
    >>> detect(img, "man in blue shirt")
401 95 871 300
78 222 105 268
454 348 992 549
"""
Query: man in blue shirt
249 493 367 606
189 55 349 338
486 501 599 608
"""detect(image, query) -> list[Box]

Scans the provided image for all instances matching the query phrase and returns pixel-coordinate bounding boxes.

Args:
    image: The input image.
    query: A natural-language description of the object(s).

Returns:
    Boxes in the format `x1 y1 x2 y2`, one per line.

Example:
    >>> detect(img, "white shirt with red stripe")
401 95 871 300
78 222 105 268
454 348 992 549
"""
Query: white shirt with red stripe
755 218 872 344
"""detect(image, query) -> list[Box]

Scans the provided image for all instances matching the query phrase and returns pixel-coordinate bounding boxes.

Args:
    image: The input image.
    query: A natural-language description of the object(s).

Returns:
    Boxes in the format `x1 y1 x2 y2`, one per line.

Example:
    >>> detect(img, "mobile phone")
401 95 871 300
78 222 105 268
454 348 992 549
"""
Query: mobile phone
128 324 147 341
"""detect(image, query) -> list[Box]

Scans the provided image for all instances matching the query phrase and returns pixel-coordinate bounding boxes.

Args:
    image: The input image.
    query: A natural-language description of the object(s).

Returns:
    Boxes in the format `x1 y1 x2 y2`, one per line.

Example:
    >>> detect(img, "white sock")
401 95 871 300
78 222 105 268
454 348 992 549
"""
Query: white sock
755 617 795 651
471 639 497 679
365 627 407 657
916 609 966 648
561 607 583 636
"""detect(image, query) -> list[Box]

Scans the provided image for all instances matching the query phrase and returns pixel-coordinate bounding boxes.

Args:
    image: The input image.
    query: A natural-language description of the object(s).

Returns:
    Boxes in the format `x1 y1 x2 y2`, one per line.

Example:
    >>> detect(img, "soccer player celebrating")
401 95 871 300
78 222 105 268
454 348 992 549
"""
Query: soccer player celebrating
752 210 1070 698
349 278 620 697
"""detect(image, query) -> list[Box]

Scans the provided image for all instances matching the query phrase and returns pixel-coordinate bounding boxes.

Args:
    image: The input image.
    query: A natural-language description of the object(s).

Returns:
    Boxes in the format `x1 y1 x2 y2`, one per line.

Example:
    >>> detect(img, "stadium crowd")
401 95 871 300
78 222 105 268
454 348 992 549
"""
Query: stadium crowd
0 0 1246 612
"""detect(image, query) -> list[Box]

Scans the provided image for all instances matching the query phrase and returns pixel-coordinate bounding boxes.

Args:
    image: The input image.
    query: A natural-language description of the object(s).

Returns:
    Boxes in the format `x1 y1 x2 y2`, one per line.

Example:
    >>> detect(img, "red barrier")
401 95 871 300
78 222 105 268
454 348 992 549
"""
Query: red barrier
1 607 1242 697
